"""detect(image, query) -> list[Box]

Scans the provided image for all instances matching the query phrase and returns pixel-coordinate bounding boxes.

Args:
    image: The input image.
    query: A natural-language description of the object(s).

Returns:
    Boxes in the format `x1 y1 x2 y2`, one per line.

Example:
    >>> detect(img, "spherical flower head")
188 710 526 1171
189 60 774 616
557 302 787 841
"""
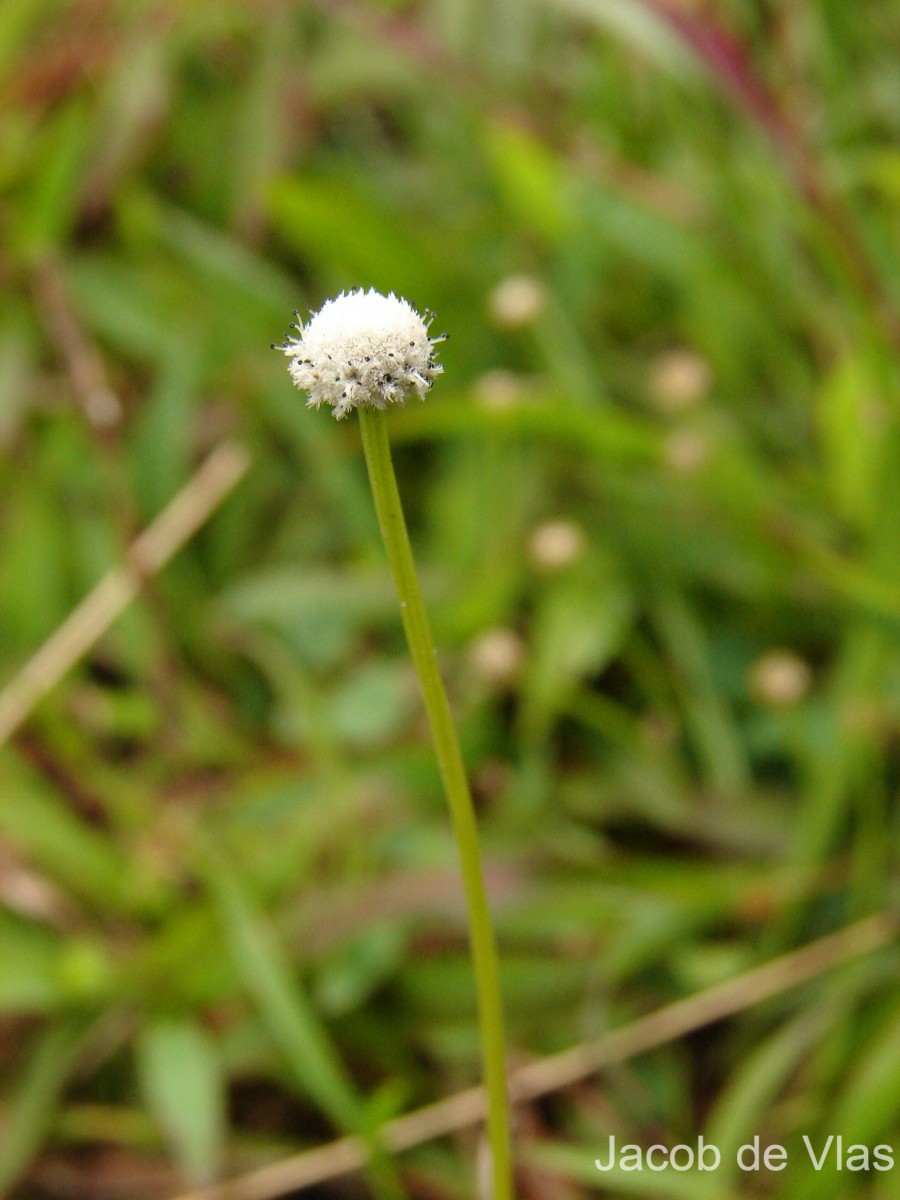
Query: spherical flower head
278 288 444 419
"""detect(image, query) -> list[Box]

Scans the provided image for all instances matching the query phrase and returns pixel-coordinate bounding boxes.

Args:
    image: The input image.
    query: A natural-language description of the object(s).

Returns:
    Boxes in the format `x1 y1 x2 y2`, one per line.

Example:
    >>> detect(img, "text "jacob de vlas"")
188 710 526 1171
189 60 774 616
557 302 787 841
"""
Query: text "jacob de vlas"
595 1135 895 1173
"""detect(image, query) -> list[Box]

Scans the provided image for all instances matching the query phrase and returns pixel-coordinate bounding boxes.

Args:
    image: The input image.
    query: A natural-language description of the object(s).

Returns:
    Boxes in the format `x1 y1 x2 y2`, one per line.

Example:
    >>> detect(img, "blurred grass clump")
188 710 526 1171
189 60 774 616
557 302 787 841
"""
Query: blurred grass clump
1 0 899 1197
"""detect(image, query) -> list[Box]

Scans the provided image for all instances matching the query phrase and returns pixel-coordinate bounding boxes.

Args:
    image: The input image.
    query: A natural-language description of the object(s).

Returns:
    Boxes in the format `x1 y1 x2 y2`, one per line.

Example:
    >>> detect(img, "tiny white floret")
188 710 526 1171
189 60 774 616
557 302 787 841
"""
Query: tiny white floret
277 288 444 419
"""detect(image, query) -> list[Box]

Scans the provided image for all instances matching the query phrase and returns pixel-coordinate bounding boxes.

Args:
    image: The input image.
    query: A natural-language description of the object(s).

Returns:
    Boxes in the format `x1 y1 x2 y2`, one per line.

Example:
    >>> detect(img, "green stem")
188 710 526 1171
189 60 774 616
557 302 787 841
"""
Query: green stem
358 406 514 1200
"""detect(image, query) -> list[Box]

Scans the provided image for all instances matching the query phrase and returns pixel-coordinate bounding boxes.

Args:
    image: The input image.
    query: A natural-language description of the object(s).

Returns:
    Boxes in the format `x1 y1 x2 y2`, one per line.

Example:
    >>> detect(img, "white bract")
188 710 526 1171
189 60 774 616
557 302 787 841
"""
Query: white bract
279 288 444 419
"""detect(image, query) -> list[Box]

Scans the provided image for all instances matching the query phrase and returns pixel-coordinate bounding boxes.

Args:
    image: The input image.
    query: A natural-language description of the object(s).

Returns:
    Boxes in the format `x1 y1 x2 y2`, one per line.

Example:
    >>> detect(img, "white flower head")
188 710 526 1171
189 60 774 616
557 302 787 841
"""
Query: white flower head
277 288 445 419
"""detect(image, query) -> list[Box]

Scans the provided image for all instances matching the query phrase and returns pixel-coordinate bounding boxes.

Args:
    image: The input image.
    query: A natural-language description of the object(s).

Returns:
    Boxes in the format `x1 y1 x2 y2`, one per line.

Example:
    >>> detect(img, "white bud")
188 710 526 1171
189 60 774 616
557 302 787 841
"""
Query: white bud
649 350 711 413
528 519 585 571
474 369 525 411
748 650 812 707
469 628 525 688
278 288 444 419
663 429 709 473
488 274 546 329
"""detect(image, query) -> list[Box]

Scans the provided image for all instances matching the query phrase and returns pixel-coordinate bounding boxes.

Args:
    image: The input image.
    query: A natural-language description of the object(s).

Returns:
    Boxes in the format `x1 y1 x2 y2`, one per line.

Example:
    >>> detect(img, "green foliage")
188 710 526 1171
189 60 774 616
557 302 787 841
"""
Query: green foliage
0 1 898 1197
137 1018 226 1185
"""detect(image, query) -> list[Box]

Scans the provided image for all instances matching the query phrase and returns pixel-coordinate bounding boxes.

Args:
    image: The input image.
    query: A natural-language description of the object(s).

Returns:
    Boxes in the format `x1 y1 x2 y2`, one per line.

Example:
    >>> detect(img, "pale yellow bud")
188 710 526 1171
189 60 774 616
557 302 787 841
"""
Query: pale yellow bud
649 350 711 413
528 519 586 571
749 650 812 707
469 628 525 688
488 275 546 329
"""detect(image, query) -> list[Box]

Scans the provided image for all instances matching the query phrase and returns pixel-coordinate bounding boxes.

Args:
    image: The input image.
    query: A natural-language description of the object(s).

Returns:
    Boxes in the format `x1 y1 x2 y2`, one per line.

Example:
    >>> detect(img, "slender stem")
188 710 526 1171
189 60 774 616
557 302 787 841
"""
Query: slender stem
358 406 514 1200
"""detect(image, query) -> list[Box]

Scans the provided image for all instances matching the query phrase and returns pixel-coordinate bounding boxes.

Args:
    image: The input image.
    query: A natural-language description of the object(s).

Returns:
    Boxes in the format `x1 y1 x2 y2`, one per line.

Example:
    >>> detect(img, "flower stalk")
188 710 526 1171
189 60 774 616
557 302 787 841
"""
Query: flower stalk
279 288 514 1198
357 406 513 1200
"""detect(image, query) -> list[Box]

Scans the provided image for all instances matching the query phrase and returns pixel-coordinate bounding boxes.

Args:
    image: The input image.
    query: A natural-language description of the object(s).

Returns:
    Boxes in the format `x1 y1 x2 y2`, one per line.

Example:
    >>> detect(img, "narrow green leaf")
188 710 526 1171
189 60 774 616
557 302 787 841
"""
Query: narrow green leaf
0 762 132 912
704 1009 825 1185
201 846 362 1131
0 1020 87 1193
830 1003 900 1147
137 1018 225 1185
13 100 92 260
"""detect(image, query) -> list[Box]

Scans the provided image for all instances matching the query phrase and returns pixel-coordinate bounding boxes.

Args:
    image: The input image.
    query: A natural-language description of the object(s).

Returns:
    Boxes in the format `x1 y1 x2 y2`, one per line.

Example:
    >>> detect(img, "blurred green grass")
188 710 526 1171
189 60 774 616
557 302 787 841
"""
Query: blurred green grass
0 1 899 1197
